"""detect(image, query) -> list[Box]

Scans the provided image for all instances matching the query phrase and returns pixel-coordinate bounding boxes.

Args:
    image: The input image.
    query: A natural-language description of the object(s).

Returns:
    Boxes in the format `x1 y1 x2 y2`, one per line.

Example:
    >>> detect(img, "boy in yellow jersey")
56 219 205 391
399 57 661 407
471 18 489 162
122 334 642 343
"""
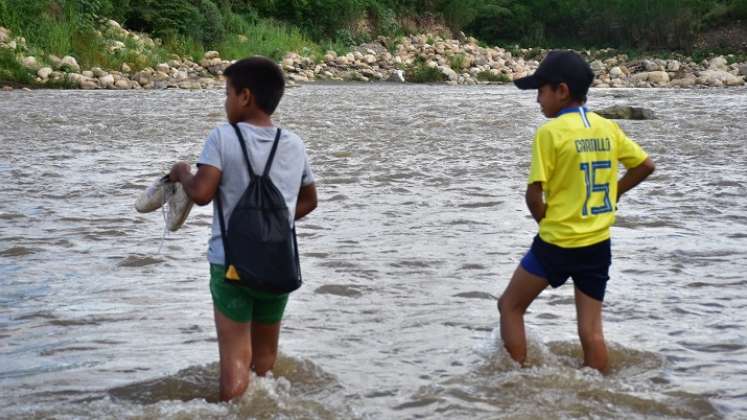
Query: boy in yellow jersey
497 51 655 373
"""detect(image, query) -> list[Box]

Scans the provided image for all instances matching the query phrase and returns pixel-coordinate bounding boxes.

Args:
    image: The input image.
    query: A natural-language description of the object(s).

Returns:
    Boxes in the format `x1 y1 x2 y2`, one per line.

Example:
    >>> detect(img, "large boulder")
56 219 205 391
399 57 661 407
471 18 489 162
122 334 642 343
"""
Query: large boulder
631 71 669 84
708 56 728 71
60 56 80 73
203 51 220 60
597 105 656 120
739 64 747 76
609 66 625 79
37 67 53 79
99 74 115 88
697 69 744 87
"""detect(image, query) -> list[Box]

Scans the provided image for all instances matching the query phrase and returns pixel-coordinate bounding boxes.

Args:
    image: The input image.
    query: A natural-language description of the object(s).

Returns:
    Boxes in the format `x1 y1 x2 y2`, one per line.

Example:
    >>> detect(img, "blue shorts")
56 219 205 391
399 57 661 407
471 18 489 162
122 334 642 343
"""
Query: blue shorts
520 235 611 301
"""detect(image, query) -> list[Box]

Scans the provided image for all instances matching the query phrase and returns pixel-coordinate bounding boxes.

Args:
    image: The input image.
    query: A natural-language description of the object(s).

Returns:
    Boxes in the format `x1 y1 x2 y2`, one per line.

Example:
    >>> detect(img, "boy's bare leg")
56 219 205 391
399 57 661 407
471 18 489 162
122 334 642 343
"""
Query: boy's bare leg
574 287 608 373
498 266 548 365
250 322 282 375
214 307 253 401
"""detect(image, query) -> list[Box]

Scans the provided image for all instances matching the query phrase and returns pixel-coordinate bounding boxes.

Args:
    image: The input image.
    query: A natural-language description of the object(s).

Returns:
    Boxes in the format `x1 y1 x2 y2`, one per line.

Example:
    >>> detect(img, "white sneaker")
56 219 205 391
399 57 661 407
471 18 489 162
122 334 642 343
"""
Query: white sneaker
135 175 174 213
166 183 194 231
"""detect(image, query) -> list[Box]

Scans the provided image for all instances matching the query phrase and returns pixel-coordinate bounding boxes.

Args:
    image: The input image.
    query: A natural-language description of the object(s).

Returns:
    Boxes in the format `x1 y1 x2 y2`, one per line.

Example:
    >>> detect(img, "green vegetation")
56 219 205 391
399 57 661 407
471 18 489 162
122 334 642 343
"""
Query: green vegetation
0 0 745 85
0 47 33 84
405 60 447 83
476 70 511 83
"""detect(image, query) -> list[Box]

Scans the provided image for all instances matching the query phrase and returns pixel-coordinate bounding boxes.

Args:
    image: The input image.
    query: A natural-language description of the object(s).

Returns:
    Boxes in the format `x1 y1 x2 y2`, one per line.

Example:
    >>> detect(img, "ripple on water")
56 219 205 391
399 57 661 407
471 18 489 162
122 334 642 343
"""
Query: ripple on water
117 255 164 267
0 246 38 257
392 329 717 419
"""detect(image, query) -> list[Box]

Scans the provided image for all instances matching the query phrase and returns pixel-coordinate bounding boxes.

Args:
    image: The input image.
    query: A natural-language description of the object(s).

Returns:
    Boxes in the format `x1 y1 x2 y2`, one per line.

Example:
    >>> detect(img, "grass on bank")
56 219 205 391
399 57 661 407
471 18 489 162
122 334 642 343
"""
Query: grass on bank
0 47 33 84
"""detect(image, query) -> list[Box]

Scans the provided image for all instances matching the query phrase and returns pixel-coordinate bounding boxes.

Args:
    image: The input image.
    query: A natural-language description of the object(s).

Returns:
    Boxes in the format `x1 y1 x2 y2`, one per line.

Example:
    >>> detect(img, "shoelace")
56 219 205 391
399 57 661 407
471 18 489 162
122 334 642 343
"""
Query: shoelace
157 183 174 254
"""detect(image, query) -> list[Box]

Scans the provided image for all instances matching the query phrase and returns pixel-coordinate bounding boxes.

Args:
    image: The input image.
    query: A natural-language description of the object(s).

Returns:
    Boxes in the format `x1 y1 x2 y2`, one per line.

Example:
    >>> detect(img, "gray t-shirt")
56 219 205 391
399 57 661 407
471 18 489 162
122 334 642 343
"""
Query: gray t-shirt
197 122 315 265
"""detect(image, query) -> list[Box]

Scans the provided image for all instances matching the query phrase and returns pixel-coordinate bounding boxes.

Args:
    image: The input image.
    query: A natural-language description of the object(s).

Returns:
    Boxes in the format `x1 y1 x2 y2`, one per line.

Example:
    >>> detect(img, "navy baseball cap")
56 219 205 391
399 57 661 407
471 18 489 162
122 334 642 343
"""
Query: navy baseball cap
514 50 594 95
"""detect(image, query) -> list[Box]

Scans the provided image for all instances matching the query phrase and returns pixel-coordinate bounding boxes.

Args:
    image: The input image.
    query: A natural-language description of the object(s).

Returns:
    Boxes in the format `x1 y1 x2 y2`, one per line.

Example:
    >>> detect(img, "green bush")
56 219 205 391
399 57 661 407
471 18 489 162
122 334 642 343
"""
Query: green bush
476 70 510 83
217 18 321 61
405 62 446 83
448 53 465 71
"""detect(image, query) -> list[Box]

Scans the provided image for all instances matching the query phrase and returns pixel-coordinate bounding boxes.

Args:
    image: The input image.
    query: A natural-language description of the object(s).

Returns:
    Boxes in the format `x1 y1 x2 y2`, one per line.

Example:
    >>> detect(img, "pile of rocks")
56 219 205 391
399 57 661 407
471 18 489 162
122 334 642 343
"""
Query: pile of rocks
1 21 229 90
280 34 746 88
2 21 746 90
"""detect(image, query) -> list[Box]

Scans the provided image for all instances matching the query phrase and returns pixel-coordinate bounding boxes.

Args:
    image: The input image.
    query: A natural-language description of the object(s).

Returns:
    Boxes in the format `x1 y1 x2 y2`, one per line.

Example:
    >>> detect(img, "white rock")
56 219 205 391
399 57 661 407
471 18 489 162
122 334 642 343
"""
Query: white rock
670 76 696 88
121 63 131 73
643 59 659 71
0 27 9 43
386 70 405 83
108 40 126 52
60 56 80 73
82 70 94 78
114 79 131 90
80 79 99 90
156 63 170 73
738 64 747 76
107 20 122 30
632 71 669 84
666 60 681 72
438 65 458 81
174 70 188 81
590 60 605 73
609 66 624 79
204 51 220 60
21 56 39 70
37 67 53 79
99 74 115 88
91 67 107 78
648 71 670 84
708 56 728 71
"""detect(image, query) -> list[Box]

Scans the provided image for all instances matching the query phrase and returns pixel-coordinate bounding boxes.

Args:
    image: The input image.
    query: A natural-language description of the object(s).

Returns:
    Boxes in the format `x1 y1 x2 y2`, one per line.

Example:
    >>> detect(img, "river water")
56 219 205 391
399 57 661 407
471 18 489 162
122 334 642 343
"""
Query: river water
0 84 745 419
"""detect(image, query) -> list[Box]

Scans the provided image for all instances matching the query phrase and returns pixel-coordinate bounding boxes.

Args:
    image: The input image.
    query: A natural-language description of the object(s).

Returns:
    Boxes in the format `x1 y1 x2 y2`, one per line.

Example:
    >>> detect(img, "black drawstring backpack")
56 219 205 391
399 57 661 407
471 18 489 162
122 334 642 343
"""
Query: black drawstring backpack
215 124 302 294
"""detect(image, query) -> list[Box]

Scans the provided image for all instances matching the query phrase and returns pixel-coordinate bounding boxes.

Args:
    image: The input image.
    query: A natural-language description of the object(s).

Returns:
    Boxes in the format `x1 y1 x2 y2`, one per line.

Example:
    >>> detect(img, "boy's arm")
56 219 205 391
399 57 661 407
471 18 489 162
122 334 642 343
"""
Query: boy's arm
525 182 546 223
617 157 655 200
295 183 318 220
169 161 221 206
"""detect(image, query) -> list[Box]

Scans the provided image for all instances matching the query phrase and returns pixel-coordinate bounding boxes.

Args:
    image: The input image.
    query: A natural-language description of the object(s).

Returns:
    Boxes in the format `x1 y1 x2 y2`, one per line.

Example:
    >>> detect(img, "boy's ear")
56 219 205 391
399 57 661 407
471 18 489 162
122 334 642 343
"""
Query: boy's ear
557 82 571 100
239 88 252 107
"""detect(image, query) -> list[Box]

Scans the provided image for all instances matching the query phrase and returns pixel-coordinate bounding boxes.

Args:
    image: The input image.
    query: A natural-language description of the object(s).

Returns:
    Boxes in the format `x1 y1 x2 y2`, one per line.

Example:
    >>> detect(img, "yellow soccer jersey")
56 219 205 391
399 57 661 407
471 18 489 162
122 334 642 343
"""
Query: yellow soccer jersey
528 107 648 248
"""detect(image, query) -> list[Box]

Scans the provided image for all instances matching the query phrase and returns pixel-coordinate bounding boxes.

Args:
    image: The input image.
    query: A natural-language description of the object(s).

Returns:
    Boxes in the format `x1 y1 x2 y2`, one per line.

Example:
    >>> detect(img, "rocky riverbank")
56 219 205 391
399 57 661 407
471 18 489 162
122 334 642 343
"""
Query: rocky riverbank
1 20 746 90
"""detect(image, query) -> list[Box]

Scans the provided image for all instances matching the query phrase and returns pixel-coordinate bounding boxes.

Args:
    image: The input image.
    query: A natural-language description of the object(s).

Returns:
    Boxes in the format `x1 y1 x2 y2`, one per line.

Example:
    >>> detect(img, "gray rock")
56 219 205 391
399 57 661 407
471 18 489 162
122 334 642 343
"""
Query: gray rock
597 105 656 120
739 64 747 76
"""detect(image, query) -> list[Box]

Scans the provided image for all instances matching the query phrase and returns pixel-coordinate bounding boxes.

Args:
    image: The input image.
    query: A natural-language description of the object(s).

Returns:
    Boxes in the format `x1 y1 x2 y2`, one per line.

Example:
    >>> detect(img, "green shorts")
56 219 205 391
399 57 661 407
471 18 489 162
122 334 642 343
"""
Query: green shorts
209 264 289 324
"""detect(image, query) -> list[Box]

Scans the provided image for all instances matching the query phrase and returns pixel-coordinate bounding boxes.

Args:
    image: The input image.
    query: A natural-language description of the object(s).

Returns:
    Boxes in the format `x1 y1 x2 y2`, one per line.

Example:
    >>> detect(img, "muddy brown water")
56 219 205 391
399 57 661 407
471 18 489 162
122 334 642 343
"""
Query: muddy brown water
1 85 746 419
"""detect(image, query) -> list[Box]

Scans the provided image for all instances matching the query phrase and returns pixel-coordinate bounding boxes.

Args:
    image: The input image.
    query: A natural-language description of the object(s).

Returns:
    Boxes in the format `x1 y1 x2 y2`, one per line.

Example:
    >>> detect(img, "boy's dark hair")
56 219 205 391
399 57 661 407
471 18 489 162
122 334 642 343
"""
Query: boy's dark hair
546 82 588 103
513 50 594 103
224 56 285 115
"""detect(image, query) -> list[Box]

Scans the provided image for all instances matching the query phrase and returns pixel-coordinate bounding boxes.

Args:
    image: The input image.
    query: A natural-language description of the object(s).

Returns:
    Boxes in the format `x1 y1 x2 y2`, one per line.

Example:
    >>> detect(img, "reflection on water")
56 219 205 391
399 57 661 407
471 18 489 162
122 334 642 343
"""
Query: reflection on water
0 85 745 419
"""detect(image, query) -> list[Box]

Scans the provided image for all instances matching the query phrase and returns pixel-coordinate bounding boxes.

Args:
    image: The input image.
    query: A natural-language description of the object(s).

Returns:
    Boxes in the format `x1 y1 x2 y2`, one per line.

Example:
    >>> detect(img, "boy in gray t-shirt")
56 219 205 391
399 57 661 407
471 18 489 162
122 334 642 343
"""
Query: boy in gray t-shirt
168 57 317 401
